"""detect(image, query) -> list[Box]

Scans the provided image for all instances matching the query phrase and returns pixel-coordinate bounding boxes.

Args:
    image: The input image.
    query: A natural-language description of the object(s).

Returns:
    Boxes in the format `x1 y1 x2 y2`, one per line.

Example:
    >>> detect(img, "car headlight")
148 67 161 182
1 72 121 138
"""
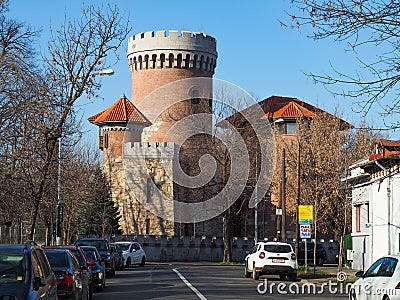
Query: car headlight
106 254 111 260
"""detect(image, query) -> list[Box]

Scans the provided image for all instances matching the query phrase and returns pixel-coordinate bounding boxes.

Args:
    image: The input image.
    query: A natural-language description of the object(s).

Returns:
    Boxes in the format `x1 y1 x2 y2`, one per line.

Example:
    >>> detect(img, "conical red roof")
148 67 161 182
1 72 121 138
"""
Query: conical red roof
88 95 149 125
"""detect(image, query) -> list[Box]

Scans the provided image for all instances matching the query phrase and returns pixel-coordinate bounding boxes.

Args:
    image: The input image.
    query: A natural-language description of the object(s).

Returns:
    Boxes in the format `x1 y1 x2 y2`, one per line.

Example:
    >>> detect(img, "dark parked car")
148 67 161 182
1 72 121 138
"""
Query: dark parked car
76 238 115 277
46 245 93 299
296 242 327 266
80 245 106 292
0 241 58 300
110 242 124 271
44 248 89 300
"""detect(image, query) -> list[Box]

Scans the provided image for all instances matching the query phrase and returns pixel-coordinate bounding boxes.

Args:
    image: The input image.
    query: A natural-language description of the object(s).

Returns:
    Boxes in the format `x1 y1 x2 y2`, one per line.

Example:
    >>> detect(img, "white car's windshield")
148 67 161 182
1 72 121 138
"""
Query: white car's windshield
118 243 131 251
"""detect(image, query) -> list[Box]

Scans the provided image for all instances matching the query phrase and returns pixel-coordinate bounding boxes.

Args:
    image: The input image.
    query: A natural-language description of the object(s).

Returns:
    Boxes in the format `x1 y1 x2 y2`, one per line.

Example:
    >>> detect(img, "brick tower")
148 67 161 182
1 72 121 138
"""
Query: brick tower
89 30 221 237
127 30 217 142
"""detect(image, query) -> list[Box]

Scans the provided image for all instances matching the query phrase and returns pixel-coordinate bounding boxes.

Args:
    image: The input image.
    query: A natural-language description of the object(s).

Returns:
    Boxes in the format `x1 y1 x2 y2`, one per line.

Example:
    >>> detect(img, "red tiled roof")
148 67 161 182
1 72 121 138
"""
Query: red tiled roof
260 96 326 118
271 101 317 118
378 139 400 148
223 95 353 129
88 96 149 125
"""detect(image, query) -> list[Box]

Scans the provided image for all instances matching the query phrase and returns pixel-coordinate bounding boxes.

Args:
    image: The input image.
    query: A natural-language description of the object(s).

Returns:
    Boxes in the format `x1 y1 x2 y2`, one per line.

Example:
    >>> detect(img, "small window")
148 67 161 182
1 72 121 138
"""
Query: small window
286 122 297 134
356 205 361 232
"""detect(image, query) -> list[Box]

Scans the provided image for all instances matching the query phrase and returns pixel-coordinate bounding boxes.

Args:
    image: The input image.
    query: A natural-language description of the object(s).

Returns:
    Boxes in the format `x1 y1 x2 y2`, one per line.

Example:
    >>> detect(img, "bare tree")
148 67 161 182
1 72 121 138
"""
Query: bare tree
288 0 400 125
26 4 129 239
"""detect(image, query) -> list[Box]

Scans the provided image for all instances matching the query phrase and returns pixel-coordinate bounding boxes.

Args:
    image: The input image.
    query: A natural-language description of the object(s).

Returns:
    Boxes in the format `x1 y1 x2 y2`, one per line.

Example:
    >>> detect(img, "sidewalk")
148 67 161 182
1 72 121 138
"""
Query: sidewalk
299 265 360 284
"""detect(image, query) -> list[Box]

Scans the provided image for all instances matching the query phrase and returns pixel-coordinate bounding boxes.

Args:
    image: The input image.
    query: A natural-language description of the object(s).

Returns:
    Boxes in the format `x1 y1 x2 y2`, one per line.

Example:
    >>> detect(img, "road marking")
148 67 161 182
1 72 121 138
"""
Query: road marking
173 268 207 300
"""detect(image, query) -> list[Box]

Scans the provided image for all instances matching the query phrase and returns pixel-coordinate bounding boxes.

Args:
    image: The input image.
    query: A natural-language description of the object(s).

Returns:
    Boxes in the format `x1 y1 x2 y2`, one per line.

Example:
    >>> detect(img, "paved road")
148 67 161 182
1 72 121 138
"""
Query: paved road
94 264 350 300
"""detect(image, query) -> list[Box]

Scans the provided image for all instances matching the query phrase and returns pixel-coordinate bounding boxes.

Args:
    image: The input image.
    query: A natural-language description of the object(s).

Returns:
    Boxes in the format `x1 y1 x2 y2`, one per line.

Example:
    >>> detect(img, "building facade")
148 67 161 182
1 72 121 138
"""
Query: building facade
346 139 400 271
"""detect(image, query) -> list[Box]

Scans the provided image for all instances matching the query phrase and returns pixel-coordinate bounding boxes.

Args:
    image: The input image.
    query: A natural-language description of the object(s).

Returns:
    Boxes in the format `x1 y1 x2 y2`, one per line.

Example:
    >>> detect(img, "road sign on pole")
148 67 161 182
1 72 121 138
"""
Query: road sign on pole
299 205 313 224
300 224 311 239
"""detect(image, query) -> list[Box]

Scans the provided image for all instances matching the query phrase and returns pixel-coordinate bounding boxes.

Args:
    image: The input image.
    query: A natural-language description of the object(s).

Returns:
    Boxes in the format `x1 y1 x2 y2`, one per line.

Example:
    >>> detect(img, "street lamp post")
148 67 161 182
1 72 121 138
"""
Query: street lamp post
54 68 115 246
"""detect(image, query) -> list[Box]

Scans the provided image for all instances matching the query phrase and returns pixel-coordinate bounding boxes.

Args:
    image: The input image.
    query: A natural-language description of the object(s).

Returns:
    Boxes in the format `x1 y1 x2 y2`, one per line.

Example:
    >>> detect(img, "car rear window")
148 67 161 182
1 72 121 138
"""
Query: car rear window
0 252 26 284
83 249 99 262
77 240 108 251
45 251 68 268
264 245 292 253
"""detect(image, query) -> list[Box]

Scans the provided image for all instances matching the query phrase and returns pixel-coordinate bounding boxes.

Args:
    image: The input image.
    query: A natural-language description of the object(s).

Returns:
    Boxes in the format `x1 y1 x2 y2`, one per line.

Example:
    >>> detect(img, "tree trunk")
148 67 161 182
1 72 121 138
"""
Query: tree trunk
223 213 231 262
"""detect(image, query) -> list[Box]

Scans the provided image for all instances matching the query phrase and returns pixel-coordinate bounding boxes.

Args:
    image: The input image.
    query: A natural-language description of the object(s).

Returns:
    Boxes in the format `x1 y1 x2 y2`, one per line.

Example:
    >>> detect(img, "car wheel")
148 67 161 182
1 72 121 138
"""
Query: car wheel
126 257 131 267
289 273 297 282
244 262 251 278
382 296 390 300
252 265 259 280
140 257 146 267
279 275 286 280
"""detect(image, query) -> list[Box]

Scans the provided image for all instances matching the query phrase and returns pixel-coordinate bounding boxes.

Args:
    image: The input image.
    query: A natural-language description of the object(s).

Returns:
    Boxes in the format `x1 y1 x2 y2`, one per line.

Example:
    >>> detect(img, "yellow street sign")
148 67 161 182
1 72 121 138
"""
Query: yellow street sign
298 205 313 221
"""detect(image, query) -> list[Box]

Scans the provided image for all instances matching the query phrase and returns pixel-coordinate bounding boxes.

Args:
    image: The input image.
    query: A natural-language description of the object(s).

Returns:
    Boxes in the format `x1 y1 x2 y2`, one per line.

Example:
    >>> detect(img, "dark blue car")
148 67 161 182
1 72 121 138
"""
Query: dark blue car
76 238 115 277
80 246 106 292
0 241 57 300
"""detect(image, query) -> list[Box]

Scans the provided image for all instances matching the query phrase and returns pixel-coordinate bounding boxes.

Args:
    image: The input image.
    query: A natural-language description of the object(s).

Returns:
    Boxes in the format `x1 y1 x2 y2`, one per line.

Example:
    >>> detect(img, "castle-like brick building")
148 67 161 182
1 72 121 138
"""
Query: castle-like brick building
89 30 220 236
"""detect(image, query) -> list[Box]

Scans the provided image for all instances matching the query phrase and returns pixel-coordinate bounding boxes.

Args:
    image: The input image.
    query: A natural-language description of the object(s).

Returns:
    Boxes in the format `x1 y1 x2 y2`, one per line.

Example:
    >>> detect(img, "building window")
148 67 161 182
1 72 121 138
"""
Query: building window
274 121 298 135
286 122 297 134
366 203 369 223
356 205 361 232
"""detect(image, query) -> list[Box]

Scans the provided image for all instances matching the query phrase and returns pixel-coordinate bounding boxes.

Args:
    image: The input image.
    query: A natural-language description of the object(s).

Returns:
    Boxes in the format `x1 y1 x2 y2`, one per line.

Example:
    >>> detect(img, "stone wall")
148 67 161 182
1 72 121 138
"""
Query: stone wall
109 235 340 263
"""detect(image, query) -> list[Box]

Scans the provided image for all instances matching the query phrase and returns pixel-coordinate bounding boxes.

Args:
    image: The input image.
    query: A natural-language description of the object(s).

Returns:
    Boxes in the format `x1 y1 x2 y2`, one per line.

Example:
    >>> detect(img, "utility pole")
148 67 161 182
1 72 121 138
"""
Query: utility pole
281 148 286 242
254 154 258 244
55 138 63 246
295 140 301 259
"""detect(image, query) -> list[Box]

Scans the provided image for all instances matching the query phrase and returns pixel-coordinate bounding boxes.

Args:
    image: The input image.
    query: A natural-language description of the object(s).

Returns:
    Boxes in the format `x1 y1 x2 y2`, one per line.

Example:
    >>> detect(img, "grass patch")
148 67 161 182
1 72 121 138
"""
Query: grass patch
218 261 232 265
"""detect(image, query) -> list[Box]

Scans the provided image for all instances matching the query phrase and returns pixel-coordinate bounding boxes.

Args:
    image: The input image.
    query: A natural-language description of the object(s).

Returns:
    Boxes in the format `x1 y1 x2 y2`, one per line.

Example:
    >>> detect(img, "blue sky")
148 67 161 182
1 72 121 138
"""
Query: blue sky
7 0 396 140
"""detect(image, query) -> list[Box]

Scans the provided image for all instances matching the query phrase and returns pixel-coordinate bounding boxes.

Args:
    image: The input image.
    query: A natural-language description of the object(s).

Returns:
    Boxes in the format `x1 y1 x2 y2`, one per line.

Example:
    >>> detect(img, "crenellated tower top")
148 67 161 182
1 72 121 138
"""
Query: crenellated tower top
127 30 217 73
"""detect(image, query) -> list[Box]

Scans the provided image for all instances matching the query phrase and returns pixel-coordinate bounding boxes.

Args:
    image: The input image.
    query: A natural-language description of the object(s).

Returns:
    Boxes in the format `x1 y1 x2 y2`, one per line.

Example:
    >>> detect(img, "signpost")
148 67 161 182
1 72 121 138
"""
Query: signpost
298 206 313 272
298 205 313 224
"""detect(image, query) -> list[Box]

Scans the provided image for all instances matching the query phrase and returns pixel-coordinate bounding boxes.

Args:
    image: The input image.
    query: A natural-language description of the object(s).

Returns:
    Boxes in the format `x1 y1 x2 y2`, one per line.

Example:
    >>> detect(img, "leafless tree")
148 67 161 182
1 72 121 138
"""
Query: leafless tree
25 4 130 239
287 0 400 126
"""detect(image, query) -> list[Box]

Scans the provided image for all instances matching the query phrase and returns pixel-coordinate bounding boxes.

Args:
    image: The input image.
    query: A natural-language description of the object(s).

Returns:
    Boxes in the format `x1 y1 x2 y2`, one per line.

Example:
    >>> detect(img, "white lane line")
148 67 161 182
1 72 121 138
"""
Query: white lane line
173 268 207 300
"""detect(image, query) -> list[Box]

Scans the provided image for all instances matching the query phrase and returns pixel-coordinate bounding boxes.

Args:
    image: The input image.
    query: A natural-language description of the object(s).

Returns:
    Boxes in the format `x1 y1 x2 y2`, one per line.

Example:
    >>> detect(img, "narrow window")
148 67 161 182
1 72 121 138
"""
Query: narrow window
193 54 198 69
160 53 165 68
138 56 143 70
177 54 182 68
168 53 174 68
356 205 361 232
144 55 149 69
200 55 204 70
184 54 190 68
151 54 157 69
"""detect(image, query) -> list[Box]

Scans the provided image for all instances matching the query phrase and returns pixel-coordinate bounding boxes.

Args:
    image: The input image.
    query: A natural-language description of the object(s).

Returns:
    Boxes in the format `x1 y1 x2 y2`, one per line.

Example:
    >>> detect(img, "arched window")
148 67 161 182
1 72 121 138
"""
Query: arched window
193 54 198 69
177 54 182 68
151 54 157 69
144 55 149 69
190 88 200 105
160 53 165 68
184 54 190 68
168 53 174 68
200 55 204 71
206 57 210 71
138 55 143 70
133 57 137 71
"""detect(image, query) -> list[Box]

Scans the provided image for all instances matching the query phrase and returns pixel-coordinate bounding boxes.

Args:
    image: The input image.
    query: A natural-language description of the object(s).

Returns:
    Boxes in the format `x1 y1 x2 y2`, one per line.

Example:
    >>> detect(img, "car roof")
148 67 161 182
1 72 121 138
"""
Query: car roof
77 238 108 241
258 242 292 246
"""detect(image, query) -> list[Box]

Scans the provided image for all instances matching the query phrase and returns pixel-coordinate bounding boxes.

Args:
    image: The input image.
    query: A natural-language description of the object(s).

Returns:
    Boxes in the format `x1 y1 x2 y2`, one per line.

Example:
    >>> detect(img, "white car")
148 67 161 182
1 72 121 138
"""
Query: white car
115 241 146 267
244 242 297 281
349 255 400 300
